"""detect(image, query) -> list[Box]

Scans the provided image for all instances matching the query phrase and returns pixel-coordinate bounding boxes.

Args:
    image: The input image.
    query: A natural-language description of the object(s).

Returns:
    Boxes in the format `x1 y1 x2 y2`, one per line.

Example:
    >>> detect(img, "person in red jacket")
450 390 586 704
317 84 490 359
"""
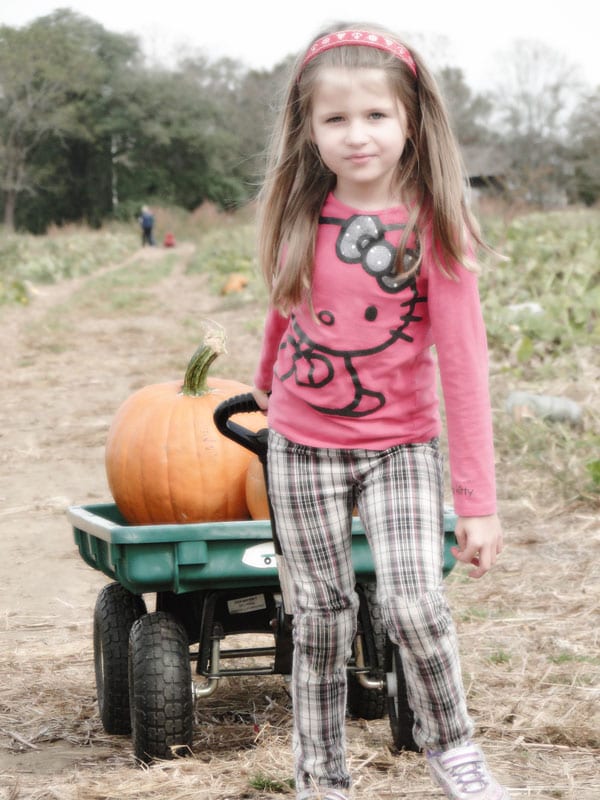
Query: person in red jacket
252 22 510 800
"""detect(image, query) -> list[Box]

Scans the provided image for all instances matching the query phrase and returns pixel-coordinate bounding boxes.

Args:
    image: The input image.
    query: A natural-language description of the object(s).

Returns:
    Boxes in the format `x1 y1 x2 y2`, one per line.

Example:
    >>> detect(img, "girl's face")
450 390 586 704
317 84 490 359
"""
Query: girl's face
310 66 409 209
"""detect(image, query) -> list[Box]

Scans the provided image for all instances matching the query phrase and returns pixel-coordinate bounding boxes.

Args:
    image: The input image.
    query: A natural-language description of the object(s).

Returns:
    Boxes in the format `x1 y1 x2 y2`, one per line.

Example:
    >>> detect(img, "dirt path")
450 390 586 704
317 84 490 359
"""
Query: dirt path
0 241 598 799
1 244 203 626
0 242 270 791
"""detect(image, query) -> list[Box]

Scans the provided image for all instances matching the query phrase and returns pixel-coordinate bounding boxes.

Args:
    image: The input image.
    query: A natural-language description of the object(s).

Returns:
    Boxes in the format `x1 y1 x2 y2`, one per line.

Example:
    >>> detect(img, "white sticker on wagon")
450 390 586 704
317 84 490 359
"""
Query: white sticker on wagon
242 542 277 569
227 594 267 614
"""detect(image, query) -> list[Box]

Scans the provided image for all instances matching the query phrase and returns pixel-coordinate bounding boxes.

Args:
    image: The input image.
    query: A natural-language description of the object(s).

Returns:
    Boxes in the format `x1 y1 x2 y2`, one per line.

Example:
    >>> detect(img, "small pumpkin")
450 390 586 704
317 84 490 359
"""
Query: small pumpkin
244 455 357 520
105 326 264 524
245 455 270 520
221 272 249 295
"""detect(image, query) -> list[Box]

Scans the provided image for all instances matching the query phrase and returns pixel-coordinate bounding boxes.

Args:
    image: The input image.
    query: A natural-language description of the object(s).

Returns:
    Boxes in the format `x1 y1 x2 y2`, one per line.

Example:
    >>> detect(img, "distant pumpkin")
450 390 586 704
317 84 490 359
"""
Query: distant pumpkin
105 328 264 524
221 273 249 295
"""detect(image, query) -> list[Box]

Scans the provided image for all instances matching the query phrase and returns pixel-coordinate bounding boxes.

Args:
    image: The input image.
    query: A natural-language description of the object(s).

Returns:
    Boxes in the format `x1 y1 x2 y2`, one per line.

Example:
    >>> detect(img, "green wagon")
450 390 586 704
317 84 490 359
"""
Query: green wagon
68 394 457 763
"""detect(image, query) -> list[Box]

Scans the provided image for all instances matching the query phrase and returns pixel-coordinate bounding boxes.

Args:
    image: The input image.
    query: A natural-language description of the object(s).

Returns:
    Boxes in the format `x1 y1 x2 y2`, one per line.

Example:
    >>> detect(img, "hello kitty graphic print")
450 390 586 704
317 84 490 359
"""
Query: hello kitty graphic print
254 193 497 515
276 212 425 417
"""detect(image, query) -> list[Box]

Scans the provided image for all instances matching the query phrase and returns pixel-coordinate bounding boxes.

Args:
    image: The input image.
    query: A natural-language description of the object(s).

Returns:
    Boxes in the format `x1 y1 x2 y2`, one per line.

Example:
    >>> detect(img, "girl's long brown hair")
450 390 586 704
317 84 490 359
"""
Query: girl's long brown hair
256 23 486 314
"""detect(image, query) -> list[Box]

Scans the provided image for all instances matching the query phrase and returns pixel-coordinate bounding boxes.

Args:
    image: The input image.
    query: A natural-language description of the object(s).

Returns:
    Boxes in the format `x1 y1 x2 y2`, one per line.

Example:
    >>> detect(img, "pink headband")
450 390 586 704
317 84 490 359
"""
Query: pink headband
299 30 417 77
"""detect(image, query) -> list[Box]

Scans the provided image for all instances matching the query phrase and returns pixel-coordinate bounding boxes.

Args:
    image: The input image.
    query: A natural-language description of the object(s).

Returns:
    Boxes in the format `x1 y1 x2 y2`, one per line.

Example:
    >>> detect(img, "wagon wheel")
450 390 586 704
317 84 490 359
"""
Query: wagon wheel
347 583 386 719
128 611 193 763
93 582 147 735
385 639 419 752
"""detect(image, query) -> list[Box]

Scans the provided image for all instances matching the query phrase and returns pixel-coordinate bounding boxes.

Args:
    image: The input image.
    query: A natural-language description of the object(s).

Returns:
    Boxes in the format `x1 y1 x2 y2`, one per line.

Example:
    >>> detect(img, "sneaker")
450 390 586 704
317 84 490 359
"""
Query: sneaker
427 742 511 799
298 791 348 800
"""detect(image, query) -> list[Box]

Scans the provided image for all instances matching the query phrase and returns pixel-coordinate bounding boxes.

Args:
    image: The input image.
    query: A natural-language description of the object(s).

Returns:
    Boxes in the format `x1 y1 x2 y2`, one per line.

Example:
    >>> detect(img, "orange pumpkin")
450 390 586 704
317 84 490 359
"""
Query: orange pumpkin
245 455 270 519
105 329 264 524
221 272 249 295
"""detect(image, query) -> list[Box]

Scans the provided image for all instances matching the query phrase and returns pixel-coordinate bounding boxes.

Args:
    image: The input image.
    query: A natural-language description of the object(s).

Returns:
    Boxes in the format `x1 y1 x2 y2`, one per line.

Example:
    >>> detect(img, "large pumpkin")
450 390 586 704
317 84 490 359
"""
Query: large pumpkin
105 329 264 524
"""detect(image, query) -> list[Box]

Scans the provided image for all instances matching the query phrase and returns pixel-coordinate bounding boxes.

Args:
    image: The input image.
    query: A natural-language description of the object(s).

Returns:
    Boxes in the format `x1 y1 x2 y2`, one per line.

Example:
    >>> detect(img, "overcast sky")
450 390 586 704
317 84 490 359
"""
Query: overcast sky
3 0 599 91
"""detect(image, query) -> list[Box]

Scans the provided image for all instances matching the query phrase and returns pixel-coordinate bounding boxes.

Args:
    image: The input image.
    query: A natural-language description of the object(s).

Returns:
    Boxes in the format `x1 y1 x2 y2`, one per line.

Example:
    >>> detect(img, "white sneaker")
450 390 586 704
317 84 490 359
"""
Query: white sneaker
427 742 511 799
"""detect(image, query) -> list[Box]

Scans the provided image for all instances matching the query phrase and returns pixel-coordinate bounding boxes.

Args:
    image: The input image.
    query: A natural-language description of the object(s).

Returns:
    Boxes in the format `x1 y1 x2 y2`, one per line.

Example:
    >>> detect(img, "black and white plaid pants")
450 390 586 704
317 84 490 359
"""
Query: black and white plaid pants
267 430 474 798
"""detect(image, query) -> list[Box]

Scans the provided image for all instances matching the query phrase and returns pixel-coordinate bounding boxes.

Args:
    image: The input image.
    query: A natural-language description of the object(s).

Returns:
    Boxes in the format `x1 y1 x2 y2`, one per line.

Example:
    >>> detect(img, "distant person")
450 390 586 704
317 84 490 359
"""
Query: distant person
138 205 155 246
251 22 510 800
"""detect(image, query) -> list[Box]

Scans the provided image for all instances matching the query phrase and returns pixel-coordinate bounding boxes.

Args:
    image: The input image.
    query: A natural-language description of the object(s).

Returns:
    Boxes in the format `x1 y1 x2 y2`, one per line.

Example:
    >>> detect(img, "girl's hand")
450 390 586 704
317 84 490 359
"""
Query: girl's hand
252 387 270 413
451 514 504 579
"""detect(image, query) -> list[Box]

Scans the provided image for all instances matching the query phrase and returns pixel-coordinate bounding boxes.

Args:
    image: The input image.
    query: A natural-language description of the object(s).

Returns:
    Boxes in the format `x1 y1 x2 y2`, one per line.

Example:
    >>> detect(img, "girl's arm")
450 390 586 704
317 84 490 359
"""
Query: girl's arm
428 257 497 518
427 247 504 576
253 306 289 396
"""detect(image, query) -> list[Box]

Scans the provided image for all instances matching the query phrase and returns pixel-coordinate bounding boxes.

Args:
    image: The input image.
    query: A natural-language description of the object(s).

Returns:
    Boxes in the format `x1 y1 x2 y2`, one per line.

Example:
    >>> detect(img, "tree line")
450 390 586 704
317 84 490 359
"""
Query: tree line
1 10 598 233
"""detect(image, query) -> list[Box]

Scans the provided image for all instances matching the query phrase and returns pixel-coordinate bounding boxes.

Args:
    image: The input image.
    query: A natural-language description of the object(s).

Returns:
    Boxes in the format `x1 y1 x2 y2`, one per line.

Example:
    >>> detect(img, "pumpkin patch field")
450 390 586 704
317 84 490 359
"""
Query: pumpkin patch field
0 206 598 799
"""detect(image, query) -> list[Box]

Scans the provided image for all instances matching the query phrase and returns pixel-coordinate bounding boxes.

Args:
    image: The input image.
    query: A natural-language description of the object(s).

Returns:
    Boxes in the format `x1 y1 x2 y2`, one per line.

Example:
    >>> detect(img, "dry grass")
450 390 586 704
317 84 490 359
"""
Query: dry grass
2 505 599 799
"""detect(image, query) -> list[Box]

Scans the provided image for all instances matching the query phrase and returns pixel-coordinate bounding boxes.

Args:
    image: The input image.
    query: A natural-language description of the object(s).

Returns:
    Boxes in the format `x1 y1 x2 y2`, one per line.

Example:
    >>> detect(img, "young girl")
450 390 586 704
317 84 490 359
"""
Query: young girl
252 23 510 800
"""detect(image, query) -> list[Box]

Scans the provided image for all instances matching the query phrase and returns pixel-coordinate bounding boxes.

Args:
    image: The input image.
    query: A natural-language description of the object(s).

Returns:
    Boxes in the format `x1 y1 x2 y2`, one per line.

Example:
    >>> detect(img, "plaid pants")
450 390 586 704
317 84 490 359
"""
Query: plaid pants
267 431 474 798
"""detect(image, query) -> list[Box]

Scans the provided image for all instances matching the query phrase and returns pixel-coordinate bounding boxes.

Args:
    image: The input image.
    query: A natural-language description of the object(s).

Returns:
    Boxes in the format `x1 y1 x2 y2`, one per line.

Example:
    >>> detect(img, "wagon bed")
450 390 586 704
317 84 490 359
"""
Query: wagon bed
69 502 457 595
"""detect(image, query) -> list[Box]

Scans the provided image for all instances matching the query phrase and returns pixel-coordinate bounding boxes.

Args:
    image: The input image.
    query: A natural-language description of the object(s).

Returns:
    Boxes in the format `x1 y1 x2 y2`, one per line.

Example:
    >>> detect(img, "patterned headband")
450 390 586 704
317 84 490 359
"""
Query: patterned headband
299 30 417 78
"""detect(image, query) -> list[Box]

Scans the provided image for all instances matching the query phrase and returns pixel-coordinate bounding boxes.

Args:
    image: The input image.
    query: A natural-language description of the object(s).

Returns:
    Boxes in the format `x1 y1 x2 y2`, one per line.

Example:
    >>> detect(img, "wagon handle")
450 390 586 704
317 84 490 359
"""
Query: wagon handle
213 393 268 460
214 393 296 617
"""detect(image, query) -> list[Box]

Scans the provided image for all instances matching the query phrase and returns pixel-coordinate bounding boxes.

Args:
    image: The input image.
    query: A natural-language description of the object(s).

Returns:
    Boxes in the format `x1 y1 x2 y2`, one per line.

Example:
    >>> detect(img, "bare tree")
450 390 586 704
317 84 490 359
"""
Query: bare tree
490 39 582 205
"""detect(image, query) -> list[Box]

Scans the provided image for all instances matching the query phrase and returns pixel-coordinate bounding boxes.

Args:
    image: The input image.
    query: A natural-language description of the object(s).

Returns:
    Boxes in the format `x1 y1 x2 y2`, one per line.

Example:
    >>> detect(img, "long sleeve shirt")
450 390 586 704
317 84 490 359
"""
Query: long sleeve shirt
254 193 497 516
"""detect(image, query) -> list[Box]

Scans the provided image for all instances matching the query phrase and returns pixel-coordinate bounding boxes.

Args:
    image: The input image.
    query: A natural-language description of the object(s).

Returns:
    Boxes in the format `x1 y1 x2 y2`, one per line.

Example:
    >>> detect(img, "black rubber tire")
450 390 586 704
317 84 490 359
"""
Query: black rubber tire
128 611 193 763
93 582 147 735
385 639 419 751
347 583 386 719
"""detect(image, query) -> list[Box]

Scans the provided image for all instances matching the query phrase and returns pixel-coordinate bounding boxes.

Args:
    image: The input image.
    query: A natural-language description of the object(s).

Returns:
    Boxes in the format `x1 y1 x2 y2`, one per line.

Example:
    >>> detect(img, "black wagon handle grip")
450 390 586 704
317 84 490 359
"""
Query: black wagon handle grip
214 393 286 566
213 393 268 460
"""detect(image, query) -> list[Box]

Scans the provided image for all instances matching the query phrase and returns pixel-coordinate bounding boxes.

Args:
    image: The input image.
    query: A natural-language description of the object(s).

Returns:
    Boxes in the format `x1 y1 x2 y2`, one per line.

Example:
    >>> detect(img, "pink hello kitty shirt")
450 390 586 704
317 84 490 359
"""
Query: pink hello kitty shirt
254 193 497 516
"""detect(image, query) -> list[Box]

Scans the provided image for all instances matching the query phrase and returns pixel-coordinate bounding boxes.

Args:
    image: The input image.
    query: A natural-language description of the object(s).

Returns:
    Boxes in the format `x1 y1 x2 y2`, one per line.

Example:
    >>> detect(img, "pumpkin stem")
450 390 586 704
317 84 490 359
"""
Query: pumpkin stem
182 322 227 396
